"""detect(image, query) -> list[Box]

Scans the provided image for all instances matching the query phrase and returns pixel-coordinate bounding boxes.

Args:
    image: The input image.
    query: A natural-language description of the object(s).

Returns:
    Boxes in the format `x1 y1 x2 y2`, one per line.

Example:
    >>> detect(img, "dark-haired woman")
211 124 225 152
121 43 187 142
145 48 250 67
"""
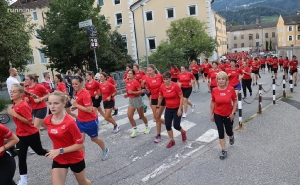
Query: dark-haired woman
71 76 109 161
190 60 200 92
133 64 147 113
241 61 252 99
283 57 290 78
207 61 222 93
123 64 133 82
251 58 260 85
225 60 243 96
124 69 149 138
54 74 77 118
170 63 179 82
158 72 186 148
105 71 119 116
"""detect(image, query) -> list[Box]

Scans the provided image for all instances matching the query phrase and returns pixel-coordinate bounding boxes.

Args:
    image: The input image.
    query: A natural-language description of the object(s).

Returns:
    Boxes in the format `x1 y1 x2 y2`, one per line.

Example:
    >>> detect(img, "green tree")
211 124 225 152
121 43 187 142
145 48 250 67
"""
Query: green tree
0 0 35 81
38 0 133 73
269 39 273 51
166 17 218 62
265 41 269 51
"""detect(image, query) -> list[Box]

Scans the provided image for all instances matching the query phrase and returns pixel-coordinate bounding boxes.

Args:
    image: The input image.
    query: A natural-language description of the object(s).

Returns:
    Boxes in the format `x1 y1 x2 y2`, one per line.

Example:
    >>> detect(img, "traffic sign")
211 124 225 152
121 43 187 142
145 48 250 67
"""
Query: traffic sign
79 19 92 28
90 37 99 49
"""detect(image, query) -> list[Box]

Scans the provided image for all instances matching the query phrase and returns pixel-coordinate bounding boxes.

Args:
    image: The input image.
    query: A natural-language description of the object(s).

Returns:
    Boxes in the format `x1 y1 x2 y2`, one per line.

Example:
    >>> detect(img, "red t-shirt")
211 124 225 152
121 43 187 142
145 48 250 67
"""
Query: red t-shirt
85 80 100 97
247 61 252 68
240 66 251 80
134 70 146 85
207 69 222 87
272 59 279 68
289 60 298 70
74 89 98 122
12 100 38 136
123 72 128 80
159 82 182 109
125 79 141 98
56 82 67 93
225 68 243 87
200 63 212 74
267 58 273 64
211 86 237 116
238 60 243 67
145 74 163 99
191 64 200 74
279 58 284 65
0 124 13 157
251 61 260 71
25 84 48 110
260 59 266 65
283 60 290 67
108 77 116 86
99 82 117 102
219 63 226 71
178 72 194 88
44 114 84 164
170 67 179 78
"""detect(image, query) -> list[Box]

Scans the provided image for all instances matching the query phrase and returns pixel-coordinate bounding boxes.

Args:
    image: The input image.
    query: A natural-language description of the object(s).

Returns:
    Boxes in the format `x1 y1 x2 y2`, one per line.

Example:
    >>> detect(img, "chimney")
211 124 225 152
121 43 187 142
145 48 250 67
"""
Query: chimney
256 18 259 24
244 21 246 25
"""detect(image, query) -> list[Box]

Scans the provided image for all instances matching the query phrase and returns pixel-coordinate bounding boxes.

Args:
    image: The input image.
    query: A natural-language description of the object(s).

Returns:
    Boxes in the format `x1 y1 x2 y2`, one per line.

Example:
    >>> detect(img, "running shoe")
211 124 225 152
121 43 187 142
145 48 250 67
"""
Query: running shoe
252 83 255 86
40 126 46 131
191 104 196 112
243 96 247 99
143 105 147 113
28 148 35 154
181 130 187 142
113 124 120 133
193 89 196 93
182 113 187 118
102 148 109 161
154 135 161 143
229 136 235 145
219 150 227 160
102 120 108 125
144 126 151 134
130 129 138 138
112 108 118 116
166 140 175 148
250 92 252 96
17 180 27 185
197 88 200 92
294 83 297 86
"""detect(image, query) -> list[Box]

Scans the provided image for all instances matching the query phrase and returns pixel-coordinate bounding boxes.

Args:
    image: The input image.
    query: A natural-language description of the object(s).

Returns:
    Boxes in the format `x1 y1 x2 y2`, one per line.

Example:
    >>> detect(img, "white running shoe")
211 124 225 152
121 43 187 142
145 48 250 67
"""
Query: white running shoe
28 148 35 154
191 104 196 112
182 113 187 118
17 180 27 185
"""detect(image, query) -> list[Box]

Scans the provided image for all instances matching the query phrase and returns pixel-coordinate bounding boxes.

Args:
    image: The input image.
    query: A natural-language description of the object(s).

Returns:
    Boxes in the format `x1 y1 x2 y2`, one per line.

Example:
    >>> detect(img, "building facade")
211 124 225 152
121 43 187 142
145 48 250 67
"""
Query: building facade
227 22 277 54
213 11 227 57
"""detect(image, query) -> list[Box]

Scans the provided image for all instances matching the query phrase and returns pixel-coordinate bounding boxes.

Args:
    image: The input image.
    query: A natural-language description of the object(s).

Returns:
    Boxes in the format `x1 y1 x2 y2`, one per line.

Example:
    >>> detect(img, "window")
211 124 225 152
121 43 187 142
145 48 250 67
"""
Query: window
234 36 236 40
265 33 268 38
288 36 293 41
147 37 156 50
249 35 253 40
256 42 259 47
297 35 300 40
114 0 120 5
28 51 34 65
256 33 259 39
166 7 175 19
234 44 237 48
145 11 153 22
38 50 47 64
188 4 197 16
298 26 300 31
97 0 104 6
35 29 40 39
32 12 38 21
241 35 244 39
288 26 293 32
121 35 128 53
241 43 244 47
115 13 122 26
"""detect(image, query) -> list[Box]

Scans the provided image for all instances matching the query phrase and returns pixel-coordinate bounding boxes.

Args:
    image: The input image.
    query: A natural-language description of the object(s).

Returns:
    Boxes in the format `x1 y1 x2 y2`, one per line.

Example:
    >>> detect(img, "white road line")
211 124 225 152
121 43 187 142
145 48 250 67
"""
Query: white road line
161 120 196 137
183 145 204 158
195 129 218 143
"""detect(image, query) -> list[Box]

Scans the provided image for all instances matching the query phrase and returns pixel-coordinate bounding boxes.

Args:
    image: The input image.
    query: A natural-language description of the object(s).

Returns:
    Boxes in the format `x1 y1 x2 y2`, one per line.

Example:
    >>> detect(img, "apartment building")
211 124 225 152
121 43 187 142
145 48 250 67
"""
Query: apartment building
277 14 300 58
213 11 227 57
227 21 277 53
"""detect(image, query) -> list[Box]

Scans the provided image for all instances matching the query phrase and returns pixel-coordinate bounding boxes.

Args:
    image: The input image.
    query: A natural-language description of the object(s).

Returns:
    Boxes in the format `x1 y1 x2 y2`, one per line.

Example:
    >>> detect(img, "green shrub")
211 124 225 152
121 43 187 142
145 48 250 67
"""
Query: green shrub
0 98 10 112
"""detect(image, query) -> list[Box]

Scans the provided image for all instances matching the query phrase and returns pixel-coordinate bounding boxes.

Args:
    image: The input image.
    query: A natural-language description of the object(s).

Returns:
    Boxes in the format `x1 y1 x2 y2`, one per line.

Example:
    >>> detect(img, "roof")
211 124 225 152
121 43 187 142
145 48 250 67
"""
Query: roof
282 15 300 25
227 21 277 32
11 0 50 9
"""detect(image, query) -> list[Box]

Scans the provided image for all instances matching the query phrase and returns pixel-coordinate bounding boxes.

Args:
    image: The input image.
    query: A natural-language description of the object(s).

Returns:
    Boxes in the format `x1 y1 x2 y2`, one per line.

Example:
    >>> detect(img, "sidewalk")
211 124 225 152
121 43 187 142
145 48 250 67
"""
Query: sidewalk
156 81 300 185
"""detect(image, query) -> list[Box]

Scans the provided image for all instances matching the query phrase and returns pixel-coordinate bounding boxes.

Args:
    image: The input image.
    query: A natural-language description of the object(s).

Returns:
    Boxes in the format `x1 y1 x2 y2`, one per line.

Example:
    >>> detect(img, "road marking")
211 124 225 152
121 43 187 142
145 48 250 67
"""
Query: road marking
183 145 204 158
195 129 218 143
161 120 196 137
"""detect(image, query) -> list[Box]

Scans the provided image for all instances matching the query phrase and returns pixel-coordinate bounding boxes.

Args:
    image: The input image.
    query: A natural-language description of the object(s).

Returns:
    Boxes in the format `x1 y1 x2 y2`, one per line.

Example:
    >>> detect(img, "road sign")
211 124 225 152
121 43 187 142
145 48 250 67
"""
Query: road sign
90 37 99 49
79 19 92 28
87 25 97 37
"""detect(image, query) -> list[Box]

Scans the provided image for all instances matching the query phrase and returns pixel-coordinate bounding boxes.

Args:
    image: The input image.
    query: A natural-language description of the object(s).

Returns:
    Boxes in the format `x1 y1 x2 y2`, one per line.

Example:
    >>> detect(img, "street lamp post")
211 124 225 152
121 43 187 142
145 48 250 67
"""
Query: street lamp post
141 4 149 66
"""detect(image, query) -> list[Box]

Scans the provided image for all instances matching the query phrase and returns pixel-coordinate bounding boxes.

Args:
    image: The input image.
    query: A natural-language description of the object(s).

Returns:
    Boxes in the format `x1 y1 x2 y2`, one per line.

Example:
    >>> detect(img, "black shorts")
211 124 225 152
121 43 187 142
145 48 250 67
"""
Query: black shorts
251 70 259 74
151 98 166 106
52 159 85 173
193 73 199 80
273 68 278 73
279 64 283 67
92 96 102 108
103 100 115 109
171 78 178 82
284 67 289 73
260 64 265 69
181 87 192 99
32 107 47 119
204 73 208 77
290 69 298 75
64 100 72 108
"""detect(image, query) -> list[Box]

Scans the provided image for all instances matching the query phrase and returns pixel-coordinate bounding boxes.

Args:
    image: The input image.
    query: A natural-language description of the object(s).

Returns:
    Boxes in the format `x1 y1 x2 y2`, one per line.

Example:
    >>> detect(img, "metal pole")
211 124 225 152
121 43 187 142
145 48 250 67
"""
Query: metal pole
272 78 276 104
141 5 149 66
289 73 294 92
93 49 98 70
283 74 286 98
238 92 242 128
258 84 262 114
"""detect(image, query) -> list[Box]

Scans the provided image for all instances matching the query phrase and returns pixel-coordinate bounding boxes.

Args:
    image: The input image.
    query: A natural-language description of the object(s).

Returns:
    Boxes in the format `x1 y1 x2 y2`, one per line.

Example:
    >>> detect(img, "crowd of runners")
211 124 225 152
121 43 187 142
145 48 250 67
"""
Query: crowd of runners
0 51 298 184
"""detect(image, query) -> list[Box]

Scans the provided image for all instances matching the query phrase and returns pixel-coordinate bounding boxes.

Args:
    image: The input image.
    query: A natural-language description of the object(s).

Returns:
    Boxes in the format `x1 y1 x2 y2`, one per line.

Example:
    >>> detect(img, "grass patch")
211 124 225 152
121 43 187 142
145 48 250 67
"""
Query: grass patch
243 116 254 123
0 99 11 112
286 95 293 98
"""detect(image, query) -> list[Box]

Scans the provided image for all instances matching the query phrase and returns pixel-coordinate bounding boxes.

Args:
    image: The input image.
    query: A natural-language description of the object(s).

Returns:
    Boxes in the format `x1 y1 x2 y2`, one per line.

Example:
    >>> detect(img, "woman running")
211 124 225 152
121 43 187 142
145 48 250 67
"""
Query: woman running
124 69 149 138
170 63 179 82
251 58 260 85
54 74 77 118
41 72 54 93
158 72 186 148
133 64 147 113
44 91 91 185
290 55 299 86
123 64 133 82
178 65 195 118
272 56 279 79
8 83 48 185
225 60 243 96
207 61 222 93
24 74 50 131
241 61 252 98
64 70 74 98
0 124 19 185
259 56 266 74
210 71 237 159
71 76 109 161
190 60 200 92
97 73 120 133
283 56 290 78
200 59 212 83
144 65 165 143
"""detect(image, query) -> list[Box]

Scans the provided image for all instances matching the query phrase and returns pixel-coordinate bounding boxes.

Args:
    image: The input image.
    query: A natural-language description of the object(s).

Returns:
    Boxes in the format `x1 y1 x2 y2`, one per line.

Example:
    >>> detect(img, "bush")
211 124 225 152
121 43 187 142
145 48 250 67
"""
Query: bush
0 98 10 112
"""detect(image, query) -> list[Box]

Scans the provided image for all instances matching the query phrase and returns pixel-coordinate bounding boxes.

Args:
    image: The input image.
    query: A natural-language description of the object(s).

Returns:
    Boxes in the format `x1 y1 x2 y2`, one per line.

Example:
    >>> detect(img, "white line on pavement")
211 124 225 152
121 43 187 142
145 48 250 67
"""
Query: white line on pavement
161 120 196 137
195 128 218 143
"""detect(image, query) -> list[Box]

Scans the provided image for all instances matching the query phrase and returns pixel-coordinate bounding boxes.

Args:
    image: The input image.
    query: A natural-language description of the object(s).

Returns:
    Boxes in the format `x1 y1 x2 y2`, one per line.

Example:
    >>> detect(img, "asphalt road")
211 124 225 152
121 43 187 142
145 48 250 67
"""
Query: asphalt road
4 70 293 185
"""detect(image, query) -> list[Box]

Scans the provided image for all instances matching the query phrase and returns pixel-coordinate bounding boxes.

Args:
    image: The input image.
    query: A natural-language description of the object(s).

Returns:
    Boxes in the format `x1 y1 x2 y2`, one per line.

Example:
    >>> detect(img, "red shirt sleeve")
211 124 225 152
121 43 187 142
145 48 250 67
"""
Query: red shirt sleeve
69 120 84 144
82 94 92 107
134 80 141 89
159 85 163 97
0 124 13 139
39 84 48 95
175 84 183 96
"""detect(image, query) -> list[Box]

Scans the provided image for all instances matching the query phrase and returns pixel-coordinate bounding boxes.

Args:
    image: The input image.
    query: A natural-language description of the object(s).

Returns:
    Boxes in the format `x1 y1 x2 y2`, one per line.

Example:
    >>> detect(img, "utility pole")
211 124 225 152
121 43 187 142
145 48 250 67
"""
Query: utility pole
141 4 149 66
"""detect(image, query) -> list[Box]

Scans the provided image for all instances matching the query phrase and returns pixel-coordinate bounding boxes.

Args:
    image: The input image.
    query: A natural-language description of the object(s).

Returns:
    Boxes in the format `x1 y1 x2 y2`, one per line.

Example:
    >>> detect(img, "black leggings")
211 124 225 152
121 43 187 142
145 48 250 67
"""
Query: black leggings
165 107 182 131
242 79 252 97
214 113 234 139
17 132 47 175
0 152 16 185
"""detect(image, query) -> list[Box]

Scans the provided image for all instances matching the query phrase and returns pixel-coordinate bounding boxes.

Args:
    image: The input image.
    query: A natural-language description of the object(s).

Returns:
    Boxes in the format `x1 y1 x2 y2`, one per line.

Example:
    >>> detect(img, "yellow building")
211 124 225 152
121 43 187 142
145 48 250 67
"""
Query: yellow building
277 14 300 58
213 11 227 57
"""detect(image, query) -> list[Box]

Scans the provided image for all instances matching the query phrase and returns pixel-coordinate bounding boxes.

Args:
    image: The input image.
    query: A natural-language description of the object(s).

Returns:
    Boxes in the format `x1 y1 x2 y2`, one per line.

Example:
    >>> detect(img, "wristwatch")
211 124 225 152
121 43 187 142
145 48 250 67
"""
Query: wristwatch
59 148 64 154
